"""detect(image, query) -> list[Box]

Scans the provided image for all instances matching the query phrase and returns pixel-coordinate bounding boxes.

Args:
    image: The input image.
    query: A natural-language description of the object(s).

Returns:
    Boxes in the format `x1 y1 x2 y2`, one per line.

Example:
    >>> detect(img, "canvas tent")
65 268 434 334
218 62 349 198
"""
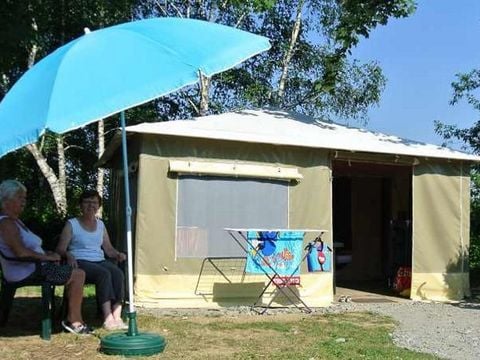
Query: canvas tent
100 109 480 308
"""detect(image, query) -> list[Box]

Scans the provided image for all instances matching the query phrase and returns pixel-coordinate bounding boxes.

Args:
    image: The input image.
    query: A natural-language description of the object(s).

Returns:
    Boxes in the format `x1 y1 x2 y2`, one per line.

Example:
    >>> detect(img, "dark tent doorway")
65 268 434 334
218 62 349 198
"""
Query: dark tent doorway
332 160 413 296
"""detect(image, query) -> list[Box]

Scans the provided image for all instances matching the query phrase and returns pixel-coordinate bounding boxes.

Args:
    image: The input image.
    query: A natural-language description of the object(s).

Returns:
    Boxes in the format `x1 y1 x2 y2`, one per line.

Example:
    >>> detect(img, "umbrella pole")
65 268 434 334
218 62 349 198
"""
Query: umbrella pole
100 111 166 356
120 110 138 334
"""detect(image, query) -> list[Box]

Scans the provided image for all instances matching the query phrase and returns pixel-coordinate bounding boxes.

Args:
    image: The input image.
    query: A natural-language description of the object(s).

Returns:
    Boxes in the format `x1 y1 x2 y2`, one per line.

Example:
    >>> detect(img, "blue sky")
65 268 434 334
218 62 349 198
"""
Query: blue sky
351 0 480 149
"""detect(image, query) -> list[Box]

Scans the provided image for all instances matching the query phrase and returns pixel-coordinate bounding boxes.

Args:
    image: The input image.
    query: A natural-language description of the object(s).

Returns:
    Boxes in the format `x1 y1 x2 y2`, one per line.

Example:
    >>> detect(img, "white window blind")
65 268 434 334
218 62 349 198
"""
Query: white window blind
176 175 288 258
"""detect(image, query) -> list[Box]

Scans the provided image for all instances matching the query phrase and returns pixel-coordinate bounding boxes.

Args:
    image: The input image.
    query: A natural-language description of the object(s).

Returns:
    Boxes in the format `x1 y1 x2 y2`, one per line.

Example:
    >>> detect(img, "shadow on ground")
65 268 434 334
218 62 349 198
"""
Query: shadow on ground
0 296 101 338
336 279 402 296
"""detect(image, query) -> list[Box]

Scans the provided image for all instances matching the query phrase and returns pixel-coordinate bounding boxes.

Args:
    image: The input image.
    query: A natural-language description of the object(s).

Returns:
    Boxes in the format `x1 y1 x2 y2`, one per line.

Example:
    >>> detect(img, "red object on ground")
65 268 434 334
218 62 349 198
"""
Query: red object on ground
393 266 411 294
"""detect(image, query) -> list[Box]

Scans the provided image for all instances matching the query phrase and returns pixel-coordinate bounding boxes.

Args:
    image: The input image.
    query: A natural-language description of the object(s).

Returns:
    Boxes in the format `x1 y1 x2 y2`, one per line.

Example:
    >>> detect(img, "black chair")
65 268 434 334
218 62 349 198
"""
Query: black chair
0 250 56 340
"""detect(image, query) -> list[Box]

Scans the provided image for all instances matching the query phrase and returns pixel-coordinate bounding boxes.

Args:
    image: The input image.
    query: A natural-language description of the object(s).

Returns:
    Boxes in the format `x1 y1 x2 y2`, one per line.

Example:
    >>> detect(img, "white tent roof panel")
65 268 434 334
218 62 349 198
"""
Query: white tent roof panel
125 109 480 162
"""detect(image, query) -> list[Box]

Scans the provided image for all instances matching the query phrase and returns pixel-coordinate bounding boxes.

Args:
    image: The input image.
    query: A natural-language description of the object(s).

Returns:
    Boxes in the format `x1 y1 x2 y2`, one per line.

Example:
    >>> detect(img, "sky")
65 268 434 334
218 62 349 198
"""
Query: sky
351 0 480 149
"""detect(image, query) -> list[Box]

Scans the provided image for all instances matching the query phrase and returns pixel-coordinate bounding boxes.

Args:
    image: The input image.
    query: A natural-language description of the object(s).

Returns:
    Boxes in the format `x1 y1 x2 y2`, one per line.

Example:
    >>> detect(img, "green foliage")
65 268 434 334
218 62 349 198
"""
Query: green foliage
331 0 416 50
469 170 480 271
223 0 276 12
435 70 480 150
314 0 415 96
0 0 137 87
136 0 416 123
451 69 480 111
470 240 480 270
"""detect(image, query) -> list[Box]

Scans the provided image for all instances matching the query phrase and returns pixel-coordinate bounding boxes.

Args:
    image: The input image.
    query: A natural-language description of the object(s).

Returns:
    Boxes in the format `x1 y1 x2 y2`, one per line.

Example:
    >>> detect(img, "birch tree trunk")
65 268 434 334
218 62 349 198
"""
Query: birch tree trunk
276 0 305 104
26 143 67 215
97 119 105 217
25 17 68 216
199 73 210 116
56 135 67 209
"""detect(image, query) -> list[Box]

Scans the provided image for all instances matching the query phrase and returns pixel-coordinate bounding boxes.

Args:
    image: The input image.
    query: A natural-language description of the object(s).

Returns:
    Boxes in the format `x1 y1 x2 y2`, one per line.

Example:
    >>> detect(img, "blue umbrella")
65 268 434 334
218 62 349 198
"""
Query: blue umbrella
0 17 270 354
0 17 270 156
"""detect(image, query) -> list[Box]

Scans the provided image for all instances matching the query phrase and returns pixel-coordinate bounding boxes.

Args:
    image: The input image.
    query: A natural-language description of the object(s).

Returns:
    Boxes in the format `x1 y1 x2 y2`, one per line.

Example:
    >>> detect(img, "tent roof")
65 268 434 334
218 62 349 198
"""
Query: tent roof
121 109 480 162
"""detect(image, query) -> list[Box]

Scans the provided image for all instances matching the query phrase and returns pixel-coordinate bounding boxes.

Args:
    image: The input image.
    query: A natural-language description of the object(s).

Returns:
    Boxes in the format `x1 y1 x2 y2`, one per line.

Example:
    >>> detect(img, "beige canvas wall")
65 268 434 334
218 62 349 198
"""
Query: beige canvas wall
133 135 333 307
412 161 470 300
127 134 472 305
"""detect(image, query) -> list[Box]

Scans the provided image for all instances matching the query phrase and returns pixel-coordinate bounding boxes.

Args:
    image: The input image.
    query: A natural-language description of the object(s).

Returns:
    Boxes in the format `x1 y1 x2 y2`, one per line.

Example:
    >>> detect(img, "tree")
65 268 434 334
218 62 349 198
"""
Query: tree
435 69 480 151
136 0 416 123
435 69 480 279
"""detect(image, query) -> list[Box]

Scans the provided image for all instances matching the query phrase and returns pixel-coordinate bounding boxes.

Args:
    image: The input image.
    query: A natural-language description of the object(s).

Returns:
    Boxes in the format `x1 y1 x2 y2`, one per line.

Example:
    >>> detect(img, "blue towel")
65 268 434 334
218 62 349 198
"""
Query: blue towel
246 231 304 275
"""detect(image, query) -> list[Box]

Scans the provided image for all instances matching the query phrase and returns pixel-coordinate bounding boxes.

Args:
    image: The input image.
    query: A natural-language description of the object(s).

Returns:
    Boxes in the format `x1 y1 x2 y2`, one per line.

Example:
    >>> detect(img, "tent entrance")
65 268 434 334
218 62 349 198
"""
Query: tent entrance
332 160 412 296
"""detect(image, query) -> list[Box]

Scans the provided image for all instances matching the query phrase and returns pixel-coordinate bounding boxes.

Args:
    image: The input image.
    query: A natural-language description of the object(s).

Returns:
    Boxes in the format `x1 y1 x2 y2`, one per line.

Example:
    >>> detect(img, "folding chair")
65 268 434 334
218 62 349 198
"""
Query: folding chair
0 250 56 340
226 228 327 314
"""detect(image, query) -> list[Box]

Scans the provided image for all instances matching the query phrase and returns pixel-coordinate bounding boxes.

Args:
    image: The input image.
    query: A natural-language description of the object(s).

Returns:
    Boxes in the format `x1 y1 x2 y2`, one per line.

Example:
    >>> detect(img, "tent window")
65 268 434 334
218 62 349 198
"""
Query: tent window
176 175 288 258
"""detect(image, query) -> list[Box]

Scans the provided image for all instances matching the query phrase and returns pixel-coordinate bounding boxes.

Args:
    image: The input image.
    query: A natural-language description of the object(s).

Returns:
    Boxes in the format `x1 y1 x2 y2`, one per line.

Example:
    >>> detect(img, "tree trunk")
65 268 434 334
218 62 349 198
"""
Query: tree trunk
276 0 305 104
57 135 67 210
199 72 210 116
27 18 38 68
27 144 67 215
26 17 68 217
97 119 105 217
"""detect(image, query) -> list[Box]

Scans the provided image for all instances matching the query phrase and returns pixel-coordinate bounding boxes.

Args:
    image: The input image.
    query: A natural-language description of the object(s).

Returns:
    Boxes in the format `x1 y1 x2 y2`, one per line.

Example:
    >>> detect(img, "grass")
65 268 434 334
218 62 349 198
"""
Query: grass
0 290 439 360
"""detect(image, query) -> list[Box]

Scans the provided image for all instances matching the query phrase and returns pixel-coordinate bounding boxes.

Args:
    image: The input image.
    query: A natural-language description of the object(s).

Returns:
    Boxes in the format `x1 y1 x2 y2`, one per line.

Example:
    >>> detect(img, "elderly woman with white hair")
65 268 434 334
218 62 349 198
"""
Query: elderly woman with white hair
0 179 92 335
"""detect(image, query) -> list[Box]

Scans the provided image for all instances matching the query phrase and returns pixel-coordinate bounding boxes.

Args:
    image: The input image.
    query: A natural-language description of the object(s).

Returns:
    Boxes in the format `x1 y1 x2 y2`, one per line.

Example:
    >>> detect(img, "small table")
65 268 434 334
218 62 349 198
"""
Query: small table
225 228 328 314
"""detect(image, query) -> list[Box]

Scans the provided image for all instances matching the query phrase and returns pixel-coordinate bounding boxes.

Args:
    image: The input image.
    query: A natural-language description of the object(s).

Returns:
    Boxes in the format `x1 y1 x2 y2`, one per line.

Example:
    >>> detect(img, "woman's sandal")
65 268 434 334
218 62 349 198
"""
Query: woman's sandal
61 320 94 335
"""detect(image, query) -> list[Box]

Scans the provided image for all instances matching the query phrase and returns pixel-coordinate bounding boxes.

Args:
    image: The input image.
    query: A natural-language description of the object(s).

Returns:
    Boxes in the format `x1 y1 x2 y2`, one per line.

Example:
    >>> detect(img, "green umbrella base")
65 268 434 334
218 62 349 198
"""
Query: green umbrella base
100 332 166 356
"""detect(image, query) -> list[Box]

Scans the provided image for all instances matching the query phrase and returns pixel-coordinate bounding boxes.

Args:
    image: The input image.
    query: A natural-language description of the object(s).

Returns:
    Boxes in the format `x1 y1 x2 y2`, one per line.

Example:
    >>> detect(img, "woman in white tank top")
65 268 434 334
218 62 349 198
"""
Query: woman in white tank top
56 189 127 331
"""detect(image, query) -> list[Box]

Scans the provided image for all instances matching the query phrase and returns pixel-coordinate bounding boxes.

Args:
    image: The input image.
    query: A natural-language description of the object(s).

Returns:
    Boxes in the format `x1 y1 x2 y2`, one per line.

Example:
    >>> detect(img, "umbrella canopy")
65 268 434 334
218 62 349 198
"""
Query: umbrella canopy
0 17 270 157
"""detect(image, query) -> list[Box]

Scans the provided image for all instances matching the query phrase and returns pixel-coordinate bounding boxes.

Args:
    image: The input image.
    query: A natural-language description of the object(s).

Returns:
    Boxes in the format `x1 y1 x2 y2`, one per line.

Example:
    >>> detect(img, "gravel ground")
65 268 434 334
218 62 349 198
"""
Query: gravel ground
329 299 480 360
142 297 480 360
